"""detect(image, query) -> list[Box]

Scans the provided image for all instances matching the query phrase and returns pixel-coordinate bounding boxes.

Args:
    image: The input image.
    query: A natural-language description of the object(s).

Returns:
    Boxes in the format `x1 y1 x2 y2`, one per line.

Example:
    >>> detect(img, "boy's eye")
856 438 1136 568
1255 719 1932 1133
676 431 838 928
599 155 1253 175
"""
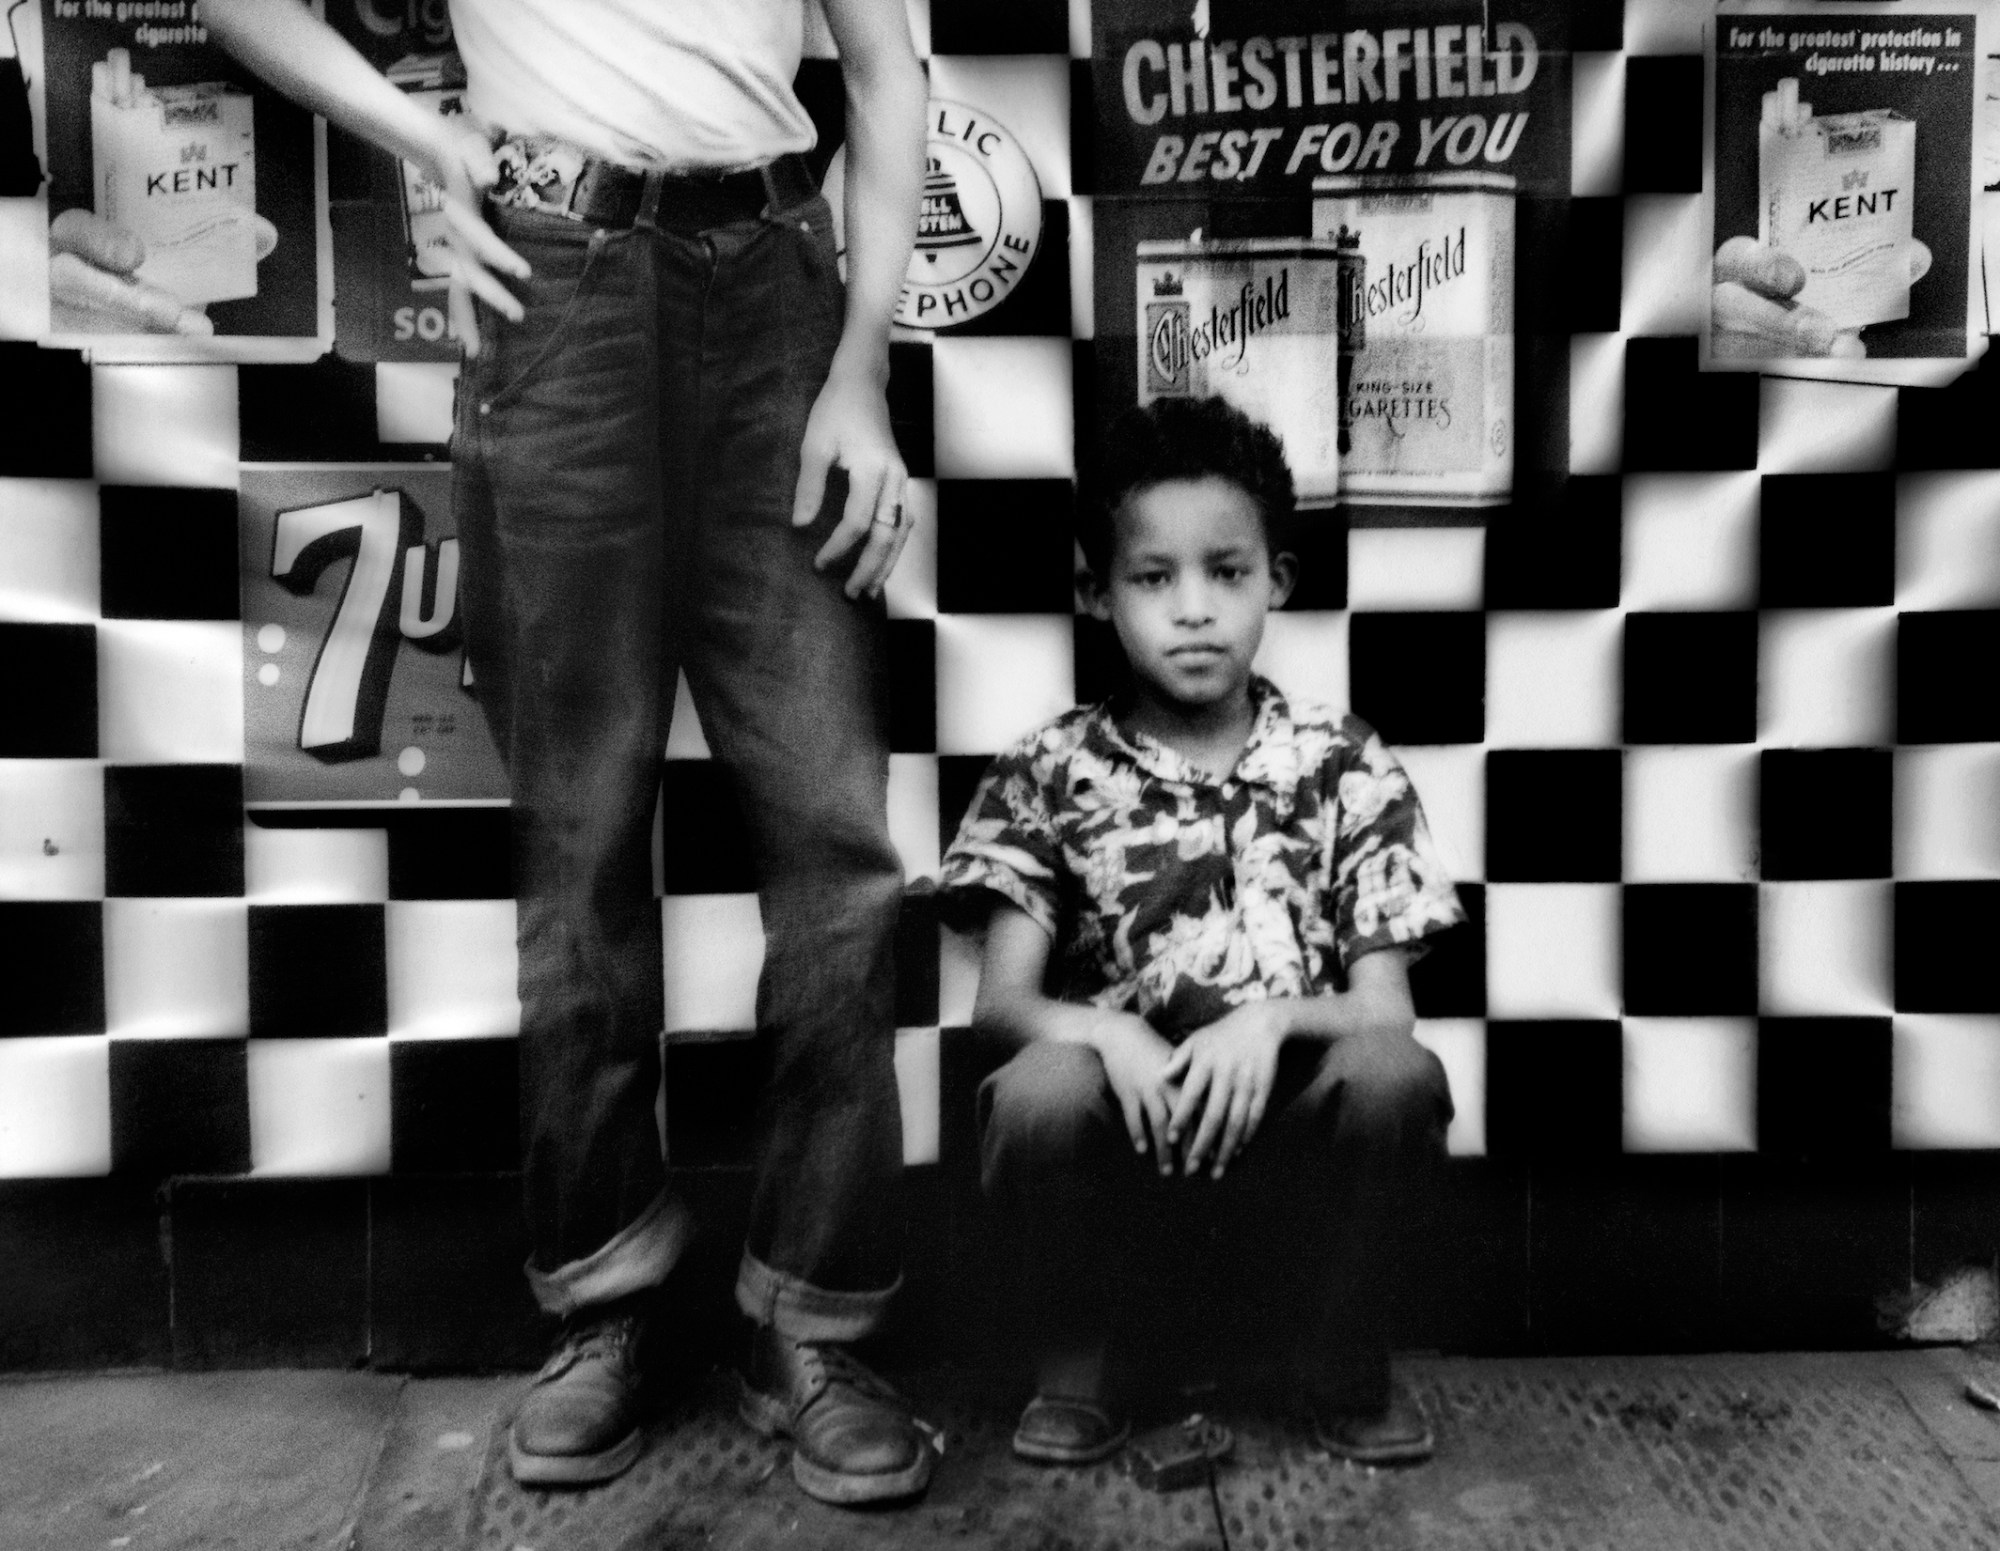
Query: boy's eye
1130 569 1169 587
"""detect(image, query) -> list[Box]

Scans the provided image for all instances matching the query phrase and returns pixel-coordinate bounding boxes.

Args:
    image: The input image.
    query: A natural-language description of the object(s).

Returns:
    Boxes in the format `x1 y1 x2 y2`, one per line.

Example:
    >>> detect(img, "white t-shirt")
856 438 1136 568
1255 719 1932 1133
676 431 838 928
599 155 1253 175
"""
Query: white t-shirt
450 0 817 171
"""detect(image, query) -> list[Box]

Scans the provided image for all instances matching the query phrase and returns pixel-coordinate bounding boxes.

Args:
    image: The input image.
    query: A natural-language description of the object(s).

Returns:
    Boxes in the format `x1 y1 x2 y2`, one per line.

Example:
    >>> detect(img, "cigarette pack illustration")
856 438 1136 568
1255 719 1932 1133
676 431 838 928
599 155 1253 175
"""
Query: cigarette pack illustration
386 53 467 290
1311 171 1515 507
1758 77 1917 329
89 47 264 305
1136 238 1346 504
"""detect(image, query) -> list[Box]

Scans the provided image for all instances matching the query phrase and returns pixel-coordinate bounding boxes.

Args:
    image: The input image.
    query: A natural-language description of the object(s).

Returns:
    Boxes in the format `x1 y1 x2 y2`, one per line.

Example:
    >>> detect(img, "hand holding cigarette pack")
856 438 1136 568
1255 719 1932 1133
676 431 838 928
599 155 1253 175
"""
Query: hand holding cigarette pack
89 46 267 306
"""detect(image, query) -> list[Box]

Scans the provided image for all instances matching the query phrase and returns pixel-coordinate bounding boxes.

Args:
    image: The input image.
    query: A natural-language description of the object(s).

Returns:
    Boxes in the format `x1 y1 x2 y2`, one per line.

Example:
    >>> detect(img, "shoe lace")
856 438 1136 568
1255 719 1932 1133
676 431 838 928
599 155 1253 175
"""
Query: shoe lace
794 1340 900 1406
541 1312 640 1381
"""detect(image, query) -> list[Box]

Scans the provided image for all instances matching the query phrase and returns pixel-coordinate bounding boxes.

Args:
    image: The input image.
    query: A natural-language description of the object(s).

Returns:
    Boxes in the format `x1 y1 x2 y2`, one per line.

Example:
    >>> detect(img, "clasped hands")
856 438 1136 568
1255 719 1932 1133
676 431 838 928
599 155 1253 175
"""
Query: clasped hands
1093 1003 1289 1182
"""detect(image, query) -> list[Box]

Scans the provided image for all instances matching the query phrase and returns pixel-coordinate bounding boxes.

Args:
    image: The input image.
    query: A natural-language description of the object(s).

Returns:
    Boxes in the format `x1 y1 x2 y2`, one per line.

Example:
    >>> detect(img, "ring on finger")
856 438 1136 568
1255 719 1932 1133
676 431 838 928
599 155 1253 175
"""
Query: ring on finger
871 500 905 533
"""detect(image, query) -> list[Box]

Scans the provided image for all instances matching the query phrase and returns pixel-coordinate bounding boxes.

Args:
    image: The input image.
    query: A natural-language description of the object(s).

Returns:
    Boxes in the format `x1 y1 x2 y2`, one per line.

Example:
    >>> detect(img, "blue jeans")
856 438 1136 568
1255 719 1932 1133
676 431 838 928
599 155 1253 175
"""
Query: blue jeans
452 187 906 1341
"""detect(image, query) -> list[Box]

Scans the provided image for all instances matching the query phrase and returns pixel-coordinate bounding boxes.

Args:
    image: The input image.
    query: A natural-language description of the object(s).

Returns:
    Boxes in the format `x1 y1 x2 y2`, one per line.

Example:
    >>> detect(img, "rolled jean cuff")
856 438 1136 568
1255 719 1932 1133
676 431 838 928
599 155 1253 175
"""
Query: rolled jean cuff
525 1190 693 1318
734 1250 899 1343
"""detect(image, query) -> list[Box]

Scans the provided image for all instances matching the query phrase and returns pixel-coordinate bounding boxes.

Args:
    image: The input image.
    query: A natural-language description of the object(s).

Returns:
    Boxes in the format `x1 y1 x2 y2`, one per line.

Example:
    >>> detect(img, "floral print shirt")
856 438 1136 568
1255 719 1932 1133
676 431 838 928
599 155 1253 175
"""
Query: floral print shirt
938 679 1465 1042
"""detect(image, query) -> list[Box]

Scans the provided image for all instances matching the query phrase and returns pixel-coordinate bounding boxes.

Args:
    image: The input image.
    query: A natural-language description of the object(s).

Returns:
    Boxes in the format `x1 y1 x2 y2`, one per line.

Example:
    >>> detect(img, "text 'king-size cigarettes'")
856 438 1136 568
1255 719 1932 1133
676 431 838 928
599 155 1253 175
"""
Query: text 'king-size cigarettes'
91 48 259 306
1758 76 1916 330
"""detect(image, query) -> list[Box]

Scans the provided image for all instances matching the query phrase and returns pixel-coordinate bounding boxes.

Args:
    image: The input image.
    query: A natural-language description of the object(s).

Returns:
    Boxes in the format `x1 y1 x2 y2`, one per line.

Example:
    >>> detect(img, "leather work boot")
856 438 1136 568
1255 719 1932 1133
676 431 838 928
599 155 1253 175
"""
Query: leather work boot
738 1324 937 1504
508 1306 647 1486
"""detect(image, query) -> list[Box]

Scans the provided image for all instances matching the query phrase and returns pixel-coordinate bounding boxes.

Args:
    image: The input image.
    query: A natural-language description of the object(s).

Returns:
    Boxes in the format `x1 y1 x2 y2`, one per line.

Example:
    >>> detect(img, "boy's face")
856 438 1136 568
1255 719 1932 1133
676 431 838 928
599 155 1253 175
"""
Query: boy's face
1089 476 1296 715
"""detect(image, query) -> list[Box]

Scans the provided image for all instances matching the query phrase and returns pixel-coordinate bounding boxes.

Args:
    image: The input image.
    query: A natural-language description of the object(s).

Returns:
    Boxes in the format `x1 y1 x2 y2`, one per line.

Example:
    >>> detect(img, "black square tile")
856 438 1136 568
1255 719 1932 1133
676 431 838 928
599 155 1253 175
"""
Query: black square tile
0 902 104 1035
664 1037 765 1167
1622 339 1760 471
1409 883 1484 1019
369 1175 540 1371
99 486 241 620
1758 750 1890 880
896 889 940 1029
1069 59 1096 195
887 341 934 480
887 618 936 755
1486 751 1621 882
1572 6 1624 51
104 765 245 898
0 623 97 757
1348 612 1485 746
167 1177 369 1367
660 760 756 894
1898 612 2000 744
1528 1158 1724 1353
0 1180 170 1368
936 479 1077 613
1896 882 2000 1013
1282 504 1348 612
929 1 1069 53
238 357 416 463
387 808 513 899
1622 884 1758 1016
1623 56 1704 193
1756 1017 1892 1158
247 904 387 1038
1558 199 1624 334
946 200 1071 338
939 753 998 862
1896 352 2000 469
390 1038 519 1174
1758 475 1895 608
1072 614 1128 709
1623 613 1758 744
0 344 92 478
108 1038 249 1177
1485 1021 1623 1161
1484 477 1622 610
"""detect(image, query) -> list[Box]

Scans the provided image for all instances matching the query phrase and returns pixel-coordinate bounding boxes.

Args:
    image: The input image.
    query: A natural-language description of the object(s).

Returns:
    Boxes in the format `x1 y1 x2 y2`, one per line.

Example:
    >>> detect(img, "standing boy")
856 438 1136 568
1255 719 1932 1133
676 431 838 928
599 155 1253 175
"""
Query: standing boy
940 397 1464 1465
206 0 930 1504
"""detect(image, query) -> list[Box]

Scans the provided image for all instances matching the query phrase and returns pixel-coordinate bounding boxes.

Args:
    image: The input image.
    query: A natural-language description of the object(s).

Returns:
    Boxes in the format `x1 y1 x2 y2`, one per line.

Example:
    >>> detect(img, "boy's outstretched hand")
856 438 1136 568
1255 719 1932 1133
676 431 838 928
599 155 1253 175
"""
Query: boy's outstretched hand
1091 1012 1183 1175
1163 1002 1287 1179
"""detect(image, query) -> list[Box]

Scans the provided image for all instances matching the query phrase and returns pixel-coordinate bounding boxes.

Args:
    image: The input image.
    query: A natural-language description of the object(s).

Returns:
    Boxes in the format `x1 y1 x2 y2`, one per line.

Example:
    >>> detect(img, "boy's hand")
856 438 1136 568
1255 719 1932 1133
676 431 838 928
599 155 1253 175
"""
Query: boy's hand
793 362 911 599
420 120 532 359
1163 1002 1287 1179
1089 1013 1181 1175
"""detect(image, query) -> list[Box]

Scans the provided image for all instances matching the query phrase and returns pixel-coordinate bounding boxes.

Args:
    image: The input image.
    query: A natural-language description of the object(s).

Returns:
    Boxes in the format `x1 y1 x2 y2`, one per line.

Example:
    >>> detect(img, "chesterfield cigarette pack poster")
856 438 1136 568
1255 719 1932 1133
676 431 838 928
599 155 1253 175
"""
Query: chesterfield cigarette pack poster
34 4 330 361
241 466 506 808
1709 2 1984 378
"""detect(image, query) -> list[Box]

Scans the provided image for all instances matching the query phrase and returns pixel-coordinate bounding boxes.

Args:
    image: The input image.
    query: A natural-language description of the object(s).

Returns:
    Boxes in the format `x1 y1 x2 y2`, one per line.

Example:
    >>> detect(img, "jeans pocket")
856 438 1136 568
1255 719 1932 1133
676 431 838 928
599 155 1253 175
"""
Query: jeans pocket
467 214 616 415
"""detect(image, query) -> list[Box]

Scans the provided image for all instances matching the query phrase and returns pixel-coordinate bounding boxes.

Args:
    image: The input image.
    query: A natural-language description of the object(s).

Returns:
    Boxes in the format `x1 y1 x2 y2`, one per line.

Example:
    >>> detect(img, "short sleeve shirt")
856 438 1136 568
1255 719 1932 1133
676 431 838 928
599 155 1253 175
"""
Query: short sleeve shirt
938 679 1466 1041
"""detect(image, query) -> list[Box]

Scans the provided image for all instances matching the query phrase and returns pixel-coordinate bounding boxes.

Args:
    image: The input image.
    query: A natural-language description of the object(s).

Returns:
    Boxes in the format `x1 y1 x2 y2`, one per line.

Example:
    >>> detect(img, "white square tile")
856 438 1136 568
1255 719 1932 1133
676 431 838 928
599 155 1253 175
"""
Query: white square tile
932 338 1075 479
0 1035 111 1177
1895 746 2000 879
935 614 1074 754
1347 529 1485 612
884 478 938 621
1414 1018 1485 1157
0 198 51 340
1758 608 1894 747
0 479 100 623
1621 195 1705 337
1893 1015 2000 1148
0 760 105 899
1254 611 1348 716
1760 882 1893 1016
247 1037 391 1175
1623 1016 1757 1152
243 825 390 903
1067 0 1091 57
1757 378 1896 472
895 1026 941 1166
1569 335 1623 473
1068 195 1094 340
1390 745 1484 885
1571 53 1625 197
1485 883 1621 1019
1625 746 1758 883
92 365 239 488
664 673 710 759
1626 8 1701 52
375 362 458 445
889 753 940 881
662 892 763 1033
1897 473 2000 609
97 619 244 763
386 900 521 1038
940 924 981 1027
925 55 1072 198
104 899 249 1037
1622 472 1760 610
1486 611 1621 748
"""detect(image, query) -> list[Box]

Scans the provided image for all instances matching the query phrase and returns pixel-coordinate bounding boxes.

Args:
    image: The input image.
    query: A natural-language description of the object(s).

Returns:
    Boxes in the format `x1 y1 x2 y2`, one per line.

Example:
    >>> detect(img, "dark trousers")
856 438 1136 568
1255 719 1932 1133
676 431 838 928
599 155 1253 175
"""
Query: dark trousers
452 188 905 1339
979 1028 1451 1409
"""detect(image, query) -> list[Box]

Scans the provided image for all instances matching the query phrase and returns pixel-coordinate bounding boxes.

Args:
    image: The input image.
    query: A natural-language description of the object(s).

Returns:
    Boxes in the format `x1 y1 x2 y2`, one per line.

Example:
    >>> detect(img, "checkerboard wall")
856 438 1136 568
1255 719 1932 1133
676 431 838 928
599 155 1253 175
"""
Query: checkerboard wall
3 0 1999 1363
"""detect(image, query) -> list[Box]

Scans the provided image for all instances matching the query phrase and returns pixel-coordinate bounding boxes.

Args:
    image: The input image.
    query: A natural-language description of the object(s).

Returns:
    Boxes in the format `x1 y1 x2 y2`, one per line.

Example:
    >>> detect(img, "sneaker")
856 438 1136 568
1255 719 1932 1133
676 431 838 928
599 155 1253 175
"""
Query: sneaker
508 1308 647 1486
738 1325 937 1505
1311 1379 1435 1467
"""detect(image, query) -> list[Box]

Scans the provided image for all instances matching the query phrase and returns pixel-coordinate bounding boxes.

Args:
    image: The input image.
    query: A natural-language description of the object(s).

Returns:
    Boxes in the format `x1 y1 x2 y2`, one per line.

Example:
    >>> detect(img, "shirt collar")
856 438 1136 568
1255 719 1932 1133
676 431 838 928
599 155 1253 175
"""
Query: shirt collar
1085 676 1301 795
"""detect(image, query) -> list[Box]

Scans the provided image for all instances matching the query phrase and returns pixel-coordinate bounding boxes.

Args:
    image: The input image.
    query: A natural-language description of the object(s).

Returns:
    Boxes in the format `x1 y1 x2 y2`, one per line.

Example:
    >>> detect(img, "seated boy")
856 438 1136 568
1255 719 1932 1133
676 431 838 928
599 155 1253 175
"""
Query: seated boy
938 396 1465 1466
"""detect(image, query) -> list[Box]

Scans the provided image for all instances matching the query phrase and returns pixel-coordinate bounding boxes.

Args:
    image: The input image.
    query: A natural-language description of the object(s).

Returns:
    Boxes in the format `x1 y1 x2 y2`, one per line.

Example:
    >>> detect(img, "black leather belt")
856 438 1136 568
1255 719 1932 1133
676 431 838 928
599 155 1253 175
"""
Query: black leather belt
559 151 818 231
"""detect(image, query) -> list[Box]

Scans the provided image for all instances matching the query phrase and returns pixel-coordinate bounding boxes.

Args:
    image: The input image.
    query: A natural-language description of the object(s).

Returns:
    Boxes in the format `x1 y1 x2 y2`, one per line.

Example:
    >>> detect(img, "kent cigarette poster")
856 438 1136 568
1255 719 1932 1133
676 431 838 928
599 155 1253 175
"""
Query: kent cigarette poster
36 3 330 361
1709 3 1982 375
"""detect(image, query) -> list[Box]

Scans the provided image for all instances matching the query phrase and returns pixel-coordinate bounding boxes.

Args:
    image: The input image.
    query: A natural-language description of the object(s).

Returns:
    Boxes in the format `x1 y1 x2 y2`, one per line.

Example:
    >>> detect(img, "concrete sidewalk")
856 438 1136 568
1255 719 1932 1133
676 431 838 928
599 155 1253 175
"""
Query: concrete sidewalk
7 1350 2000 1551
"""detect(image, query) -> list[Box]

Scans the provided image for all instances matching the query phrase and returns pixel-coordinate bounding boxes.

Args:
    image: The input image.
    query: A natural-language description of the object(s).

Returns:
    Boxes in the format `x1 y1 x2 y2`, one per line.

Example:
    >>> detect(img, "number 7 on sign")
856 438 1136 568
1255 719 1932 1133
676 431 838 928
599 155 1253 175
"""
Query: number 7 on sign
271 489 423 761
